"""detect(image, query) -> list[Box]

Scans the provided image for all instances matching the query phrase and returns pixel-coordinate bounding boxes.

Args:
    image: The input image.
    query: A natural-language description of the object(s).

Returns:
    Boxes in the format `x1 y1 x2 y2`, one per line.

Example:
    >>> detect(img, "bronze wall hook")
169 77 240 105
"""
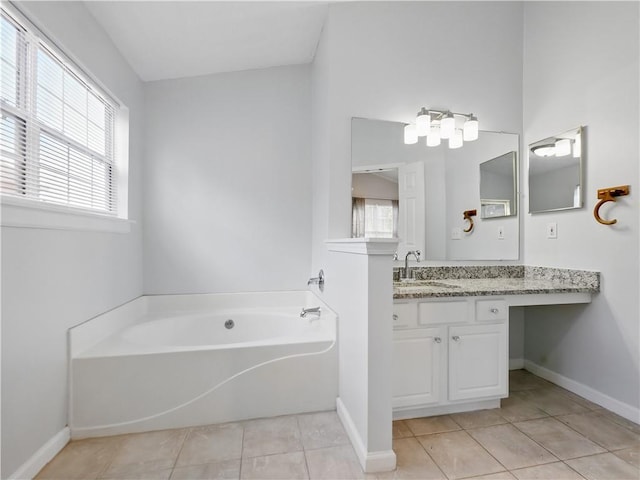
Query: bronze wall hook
593 185 630 225
463 209 477 233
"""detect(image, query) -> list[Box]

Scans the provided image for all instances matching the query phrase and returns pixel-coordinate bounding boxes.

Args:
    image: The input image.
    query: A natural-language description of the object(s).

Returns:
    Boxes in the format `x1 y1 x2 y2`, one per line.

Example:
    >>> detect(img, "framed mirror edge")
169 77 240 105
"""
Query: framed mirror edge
479 149 520 220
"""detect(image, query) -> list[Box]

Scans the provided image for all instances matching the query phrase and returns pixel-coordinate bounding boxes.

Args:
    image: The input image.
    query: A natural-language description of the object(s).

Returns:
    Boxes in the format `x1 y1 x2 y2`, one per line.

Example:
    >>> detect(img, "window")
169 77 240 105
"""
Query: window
364 198 395 238
0 7 119 217
352 197 398 238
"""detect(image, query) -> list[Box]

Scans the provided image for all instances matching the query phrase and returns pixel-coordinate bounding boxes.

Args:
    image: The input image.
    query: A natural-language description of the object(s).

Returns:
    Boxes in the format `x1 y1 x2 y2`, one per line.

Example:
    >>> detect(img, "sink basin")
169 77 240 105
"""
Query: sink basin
394 280 460 289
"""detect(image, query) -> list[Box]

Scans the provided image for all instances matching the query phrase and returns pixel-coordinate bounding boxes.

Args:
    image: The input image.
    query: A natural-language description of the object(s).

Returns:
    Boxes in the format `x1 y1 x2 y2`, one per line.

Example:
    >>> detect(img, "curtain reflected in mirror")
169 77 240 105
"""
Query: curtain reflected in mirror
352 171 399 238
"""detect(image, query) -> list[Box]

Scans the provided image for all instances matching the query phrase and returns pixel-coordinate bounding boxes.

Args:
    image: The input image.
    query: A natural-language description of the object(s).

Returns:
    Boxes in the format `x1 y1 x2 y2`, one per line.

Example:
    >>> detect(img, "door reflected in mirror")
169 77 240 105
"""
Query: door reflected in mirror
528 126 584 213
480 151 518 219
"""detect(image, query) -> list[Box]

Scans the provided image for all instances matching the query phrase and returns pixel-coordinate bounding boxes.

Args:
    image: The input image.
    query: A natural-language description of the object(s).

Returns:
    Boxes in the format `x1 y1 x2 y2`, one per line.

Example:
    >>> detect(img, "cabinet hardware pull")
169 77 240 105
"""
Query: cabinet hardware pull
452 335 460 342
490 308 499 314
392 314 398 321
434 337 442 343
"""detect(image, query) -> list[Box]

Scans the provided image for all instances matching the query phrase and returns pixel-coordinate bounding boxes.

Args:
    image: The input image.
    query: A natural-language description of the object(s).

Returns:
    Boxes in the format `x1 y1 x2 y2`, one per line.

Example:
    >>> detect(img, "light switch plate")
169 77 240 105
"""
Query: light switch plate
547 222 558 239
452 227 462 240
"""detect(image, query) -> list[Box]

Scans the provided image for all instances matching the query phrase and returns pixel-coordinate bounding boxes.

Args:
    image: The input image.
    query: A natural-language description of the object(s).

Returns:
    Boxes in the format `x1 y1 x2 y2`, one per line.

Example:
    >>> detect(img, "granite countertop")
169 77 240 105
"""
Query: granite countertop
393 266 600 299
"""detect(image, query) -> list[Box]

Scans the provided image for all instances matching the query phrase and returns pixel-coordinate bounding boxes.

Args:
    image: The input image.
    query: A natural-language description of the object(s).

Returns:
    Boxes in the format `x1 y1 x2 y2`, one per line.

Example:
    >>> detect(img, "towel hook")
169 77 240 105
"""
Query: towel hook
463 209 477 233
593 185 630 225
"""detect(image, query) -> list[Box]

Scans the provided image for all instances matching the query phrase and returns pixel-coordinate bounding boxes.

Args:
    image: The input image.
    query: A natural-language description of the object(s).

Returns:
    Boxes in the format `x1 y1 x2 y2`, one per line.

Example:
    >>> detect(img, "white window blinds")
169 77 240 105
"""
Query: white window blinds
0 8 118 215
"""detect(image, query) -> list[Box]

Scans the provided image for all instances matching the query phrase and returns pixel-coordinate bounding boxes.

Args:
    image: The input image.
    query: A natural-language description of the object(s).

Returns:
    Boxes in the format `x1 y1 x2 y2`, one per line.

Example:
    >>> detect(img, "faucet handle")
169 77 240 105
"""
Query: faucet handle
393 252 398 261
415 250 421 262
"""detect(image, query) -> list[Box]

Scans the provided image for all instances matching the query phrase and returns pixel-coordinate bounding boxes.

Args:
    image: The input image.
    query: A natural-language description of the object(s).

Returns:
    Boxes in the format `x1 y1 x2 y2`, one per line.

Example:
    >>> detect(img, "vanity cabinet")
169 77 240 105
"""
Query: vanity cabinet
392 298 508 416
448 323 507 401
392 327 442 408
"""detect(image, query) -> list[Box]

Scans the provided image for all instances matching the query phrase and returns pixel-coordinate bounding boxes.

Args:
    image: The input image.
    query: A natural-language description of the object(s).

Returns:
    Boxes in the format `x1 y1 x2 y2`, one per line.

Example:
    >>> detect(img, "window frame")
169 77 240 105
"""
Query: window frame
0 3 131 233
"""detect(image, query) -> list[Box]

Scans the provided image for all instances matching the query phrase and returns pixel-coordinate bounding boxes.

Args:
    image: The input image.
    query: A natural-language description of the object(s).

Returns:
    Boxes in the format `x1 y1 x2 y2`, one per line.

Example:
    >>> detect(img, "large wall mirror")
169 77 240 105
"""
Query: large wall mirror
529 126 584 213
351 117 520 261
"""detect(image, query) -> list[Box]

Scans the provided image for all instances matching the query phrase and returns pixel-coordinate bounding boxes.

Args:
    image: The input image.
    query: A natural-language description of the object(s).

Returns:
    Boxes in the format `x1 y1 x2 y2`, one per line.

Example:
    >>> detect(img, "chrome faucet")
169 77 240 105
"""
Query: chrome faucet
300 306 321 318
307 269 325 291
402 250 421 280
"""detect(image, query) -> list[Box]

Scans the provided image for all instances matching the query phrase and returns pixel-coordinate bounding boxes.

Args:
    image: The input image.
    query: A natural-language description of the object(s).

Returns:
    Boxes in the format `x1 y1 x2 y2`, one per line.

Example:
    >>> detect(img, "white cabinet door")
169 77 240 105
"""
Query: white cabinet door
392 328 443 408
448 323 507 401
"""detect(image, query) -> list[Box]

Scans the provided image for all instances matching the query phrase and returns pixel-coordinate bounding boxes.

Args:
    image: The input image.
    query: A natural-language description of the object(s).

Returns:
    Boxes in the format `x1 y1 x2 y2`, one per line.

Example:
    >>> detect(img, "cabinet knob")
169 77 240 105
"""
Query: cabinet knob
434 337 442 343
452 335 460 342
392 314 399 322
490 307 499 314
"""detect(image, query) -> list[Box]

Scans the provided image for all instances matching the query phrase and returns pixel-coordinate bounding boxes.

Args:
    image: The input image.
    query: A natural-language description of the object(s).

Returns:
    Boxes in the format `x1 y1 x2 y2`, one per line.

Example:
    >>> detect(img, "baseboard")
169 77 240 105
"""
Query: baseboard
393 399 500 420
509 358 524 370
524 360 640 423
9 427 70 480
336 398 396 473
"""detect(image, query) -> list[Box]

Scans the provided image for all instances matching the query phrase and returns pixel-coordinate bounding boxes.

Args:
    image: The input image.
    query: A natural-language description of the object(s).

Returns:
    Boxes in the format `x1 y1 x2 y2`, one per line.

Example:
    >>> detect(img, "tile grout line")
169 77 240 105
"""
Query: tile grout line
238 421 246 479
510 414 612 459
409 433 449 480
295 415 312 480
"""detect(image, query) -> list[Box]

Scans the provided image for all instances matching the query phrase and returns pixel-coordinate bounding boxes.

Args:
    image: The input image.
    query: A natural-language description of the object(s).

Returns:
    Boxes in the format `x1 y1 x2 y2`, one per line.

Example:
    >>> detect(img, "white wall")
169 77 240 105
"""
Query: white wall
1 2 145 477
143 65 312 294
523 2 639 415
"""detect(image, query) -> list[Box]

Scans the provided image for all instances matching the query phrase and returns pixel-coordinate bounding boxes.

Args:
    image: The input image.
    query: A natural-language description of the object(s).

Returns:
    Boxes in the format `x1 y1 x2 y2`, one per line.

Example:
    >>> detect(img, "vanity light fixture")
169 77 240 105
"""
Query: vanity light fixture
403 107 480 149
463 114 479 141
531 132 581 158
416 107 431 136
427 126 441 146
555 138 571 156
404 124 418 144
531 144 557 157
440 112 456 139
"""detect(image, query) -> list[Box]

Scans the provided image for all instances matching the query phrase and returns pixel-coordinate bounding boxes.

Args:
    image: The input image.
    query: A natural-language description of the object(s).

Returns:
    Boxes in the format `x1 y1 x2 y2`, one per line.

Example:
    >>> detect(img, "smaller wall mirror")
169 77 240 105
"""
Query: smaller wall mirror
480 151 518 219
529 126 584 213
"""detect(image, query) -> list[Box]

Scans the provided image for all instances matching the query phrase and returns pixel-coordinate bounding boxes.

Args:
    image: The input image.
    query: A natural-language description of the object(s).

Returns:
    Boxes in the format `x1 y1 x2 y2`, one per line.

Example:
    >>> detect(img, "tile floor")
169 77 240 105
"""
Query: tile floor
36 370 639 480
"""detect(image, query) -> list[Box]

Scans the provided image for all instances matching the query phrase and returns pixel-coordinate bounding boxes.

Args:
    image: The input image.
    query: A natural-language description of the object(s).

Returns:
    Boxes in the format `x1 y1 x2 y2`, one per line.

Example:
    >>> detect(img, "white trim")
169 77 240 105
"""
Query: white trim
524 360 640 423
510 358 525 370
1 196 133 233
506 293 592 306
336 398 396 473
9 427 70 480
326 238 398 255
393 399 500 420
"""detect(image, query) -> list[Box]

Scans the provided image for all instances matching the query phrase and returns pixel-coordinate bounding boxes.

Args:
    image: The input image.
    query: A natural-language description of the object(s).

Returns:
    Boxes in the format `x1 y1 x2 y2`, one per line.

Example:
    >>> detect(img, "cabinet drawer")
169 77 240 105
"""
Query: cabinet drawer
418 301 468 325
476 299 508 322
393 303 418 329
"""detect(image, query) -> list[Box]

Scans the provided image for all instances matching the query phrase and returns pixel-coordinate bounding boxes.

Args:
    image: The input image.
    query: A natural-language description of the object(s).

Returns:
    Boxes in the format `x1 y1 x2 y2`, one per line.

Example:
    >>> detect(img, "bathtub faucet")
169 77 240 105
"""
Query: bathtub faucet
307 269 325 292
300 306 321 318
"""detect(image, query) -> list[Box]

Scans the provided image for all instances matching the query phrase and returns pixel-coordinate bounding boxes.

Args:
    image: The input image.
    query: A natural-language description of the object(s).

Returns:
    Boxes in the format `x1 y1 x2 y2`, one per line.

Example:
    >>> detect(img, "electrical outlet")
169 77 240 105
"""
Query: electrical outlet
547 222 558 239
451 227 462 240
497 226 505 240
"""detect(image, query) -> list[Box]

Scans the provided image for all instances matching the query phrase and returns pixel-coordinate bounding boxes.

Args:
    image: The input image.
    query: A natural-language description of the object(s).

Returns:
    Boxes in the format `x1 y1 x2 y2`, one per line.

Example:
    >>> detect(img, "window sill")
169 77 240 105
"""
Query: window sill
1 197 134 233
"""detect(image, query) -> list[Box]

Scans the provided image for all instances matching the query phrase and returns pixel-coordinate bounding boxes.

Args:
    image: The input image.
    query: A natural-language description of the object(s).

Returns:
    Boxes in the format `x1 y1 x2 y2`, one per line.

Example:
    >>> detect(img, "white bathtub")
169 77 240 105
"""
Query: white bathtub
69 291 338 438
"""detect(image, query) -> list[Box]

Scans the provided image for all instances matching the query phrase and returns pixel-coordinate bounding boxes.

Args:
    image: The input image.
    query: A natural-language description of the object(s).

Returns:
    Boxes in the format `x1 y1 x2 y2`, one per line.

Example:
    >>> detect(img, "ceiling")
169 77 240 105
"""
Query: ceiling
84 1 328 82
